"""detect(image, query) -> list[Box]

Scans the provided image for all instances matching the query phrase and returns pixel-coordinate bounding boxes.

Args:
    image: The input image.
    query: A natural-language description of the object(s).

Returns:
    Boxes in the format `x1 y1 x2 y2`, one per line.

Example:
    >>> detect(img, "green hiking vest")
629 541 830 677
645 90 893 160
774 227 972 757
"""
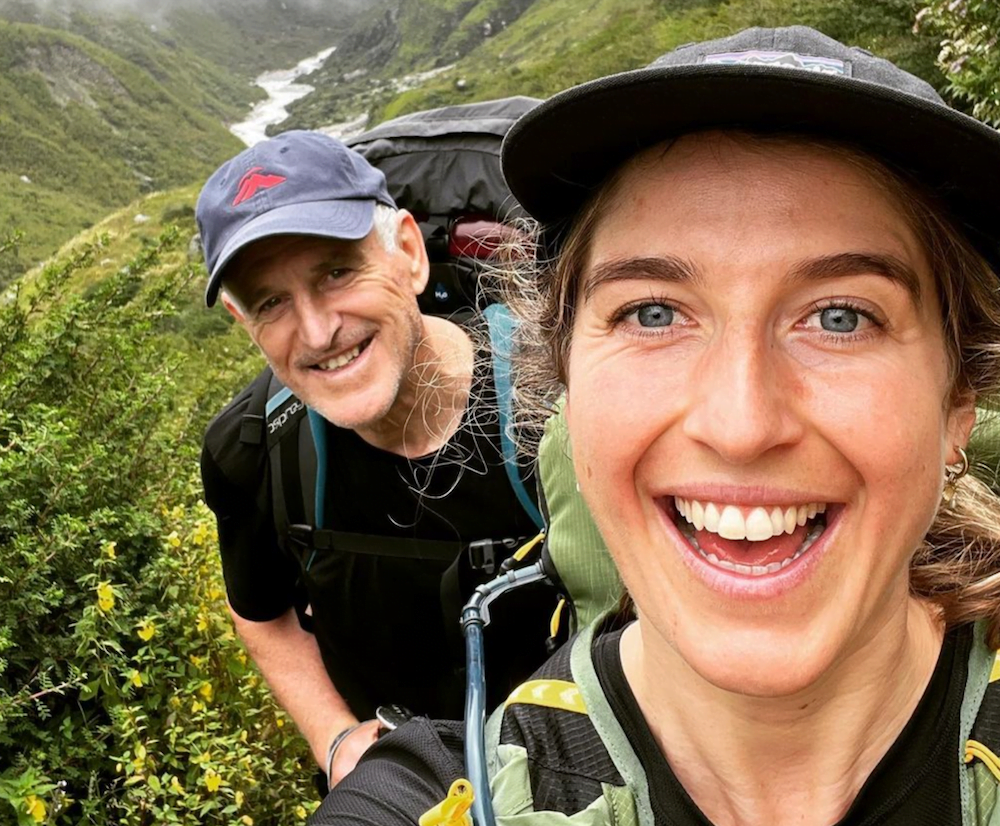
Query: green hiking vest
482 619 1000 826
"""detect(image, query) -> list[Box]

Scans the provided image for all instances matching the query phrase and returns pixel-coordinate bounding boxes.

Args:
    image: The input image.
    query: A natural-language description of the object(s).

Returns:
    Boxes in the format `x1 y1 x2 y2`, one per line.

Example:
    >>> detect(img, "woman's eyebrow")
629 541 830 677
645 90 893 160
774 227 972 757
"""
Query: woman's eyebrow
787 252 923 307
584 255 702 300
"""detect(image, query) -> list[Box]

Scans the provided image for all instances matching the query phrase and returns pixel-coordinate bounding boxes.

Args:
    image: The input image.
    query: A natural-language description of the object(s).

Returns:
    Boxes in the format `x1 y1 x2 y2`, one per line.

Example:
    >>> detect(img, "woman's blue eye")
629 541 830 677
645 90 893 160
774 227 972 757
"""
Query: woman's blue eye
819 307 859 333
636 304 674 327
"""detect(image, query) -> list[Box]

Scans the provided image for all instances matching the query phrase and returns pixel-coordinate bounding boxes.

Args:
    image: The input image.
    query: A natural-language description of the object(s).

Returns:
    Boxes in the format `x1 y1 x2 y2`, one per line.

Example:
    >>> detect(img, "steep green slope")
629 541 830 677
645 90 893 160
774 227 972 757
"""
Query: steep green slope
281 0 943 131
0 0 362 288
0 20 245 286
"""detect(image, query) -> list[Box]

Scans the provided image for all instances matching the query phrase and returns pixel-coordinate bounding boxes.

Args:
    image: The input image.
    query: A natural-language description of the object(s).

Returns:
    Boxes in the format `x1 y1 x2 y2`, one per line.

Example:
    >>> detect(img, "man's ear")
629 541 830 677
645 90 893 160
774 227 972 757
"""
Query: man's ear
221 291 248 326
396 209 430 296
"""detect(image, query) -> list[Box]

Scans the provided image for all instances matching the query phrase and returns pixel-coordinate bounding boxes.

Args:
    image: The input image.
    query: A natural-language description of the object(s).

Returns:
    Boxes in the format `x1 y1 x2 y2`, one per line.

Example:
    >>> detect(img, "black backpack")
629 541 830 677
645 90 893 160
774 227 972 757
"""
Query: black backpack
347 96 540 316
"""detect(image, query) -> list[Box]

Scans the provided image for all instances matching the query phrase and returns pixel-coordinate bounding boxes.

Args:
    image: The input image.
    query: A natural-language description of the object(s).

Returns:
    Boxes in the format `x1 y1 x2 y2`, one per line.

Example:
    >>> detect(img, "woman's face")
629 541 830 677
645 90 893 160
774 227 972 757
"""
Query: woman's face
566 133 974 695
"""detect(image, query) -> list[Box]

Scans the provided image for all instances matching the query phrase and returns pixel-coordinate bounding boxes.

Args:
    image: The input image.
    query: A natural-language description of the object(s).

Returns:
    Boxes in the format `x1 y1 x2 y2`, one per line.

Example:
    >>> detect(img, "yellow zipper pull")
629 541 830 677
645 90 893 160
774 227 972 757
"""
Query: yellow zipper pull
418 778 475 826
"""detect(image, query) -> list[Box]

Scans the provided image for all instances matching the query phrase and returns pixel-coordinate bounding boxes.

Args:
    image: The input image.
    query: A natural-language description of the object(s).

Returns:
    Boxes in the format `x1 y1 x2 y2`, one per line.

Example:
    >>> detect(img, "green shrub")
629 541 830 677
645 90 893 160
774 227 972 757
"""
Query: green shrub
0 230 314 825
917 0 1000 124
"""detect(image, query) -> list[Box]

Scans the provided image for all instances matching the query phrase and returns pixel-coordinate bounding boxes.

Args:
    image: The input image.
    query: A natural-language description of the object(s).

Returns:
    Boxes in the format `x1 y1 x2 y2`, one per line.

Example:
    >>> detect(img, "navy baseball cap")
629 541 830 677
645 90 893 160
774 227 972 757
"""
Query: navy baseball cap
502 25 1000 268
197 130 397 307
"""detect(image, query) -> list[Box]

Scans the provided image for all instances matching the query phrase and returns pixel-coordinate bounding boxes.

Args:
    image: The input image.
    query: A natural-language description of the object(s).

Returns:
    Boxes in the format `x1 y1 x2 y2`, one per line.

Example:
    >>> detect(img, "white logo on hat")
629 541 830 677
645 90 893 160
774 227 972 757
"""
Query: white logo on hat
704 50 848 76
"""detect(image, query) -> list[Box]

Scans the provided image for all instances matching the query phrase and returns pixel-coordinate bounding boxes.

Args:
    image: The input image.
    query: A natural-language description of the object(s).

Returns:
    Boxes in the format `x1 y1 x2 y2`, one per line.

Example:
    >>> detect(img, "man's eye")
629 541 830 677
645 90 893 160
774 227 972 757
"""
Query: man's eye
255 296 283 316
630 303 675 328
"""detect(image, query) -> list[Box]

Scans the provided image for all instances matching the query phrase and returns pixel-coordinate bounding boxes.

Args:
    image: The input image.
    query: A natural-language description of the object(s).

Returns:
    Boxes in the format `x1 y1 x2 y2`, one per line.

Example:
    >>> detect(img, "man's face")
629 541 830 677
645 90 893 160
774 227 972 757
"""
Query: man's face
222 214 429 431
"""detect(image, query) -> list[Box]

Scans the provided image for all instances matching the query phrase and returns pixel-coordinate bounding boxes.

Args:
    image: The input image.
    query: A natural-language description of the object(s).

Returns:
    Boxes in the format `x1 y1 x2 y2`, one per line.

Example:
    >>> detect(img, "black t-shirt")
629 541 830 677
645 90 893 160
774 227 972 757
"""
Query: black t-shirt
201 352 549 719
309 623 972 825
597 624 970 826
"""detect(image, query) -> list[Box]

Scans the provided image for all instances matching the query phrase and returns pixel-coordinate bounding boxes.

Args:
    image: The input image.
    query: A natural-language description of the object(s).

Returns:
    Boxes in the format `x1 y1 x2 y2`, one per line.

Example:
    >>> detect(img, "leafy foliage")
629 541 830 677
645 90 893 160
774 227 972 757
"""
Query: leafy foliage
917 0 1000 124
0 223 311 824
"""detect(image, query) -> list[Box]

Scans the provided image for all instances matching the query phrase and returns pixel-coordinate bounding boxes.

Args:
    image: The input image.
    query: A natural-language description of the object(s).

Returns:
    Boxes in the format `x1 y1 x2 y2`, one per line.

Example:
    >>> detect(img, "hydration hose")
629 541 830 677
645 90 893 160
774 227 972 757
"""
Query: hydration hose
460 549 550 826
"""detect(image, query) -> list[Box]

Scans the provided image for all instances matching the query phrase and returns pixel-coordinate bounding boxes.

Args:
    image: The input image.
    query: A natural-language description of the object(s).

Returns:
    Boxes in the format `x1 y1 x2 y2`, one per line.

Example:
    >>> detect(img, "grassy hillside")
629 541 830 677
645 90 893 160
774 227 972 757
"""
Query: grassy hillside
281 0 944 131
0 0 362 287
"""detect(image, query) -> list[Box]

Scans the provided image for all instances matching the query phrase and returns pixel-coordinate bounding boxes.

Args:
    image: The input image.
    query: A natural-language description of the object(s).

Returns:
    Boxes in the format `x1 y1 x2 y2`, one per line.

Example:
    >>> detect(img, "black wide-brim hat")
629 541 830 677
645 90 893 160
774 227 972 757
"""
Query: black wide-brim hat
502 25 1000 268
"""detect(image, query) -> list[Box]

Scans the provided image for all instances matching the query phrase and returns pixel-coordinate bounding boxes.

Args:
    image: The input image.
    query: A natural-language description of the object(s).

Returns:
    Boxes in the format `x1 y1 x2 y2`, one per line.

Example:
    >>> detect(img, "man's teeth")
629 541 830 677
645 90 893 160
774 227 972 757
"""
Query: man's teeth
317 344 362 371
673 498 827 541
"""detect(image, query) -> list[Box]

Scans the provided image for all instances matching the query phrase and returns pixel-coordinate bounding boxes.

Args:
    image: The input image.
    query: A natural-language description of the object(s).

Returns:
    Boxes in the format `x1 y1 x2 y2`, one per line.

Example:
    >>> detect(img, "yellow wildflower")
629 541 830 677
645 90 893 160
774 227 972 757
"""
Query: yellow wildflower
97 581 115 613
241 817 254 826
208 586 223 601
235 790 245 808
170 776 184 795
25 795 46 823
295 804 308 820
275 717 285 728
191 700 205 713
196 614 209 633
137 619 156 641
166 531 181 548
198 681 213 702
204 770 222 793
192 522 210 546
130 670 143 688
102 540 117 559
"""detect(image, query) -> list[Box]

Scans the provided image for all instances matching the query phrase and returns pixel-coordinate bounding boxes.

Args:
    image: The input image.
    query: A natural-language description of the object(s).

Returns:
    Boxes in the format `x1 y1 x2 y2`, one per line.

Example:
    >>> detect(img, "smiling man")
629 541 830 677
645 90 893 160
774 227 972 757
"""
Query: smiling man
195 131 546 790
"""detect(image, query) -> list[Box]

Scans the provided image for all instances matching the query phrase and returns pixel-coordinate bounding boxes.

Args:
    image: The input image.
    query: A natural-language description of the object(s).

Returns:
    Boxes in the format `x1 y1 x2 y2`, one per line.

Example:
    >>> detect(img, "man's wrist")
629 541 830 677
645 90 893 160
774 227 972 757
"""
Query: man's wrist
325 720 365 780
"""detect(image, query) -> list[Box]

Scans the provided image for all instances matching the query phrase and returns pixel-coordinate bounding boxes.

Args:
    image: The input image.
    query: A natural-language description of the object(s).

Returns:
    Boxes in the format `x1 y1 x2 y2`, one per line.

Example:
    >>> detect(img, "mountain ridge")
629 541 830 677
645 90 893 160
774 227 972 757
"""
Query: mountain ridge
0 0 361 285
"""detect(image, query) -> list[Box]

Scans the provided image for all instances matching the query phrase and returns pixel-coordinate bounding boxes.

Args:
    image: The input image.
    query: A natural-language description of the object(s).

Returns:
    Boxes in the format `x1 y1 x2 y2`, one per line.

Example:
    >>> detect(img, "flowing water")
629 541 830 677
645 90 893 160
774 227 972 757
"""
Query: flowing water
230 46 336 146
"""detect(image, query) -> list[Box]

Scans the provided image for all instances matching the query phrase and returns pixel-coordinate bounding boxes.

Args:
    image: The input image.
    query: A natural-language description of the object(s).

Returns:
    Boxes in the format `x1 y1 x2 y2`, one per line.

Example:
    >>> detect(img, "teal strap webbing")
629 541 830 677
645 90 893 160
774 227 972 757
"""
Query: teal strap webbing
307 408 328 530
484 303 545 531
265 385 294 417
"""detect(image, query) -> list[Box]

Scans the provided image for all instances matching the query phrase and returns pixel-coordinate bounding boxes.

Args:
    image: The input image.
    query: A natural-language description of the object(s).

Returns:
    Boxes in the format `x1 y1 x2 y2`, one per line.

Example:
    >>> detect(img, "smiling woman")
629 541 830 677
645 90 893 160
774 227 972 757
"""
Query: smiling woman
310 25 1000 826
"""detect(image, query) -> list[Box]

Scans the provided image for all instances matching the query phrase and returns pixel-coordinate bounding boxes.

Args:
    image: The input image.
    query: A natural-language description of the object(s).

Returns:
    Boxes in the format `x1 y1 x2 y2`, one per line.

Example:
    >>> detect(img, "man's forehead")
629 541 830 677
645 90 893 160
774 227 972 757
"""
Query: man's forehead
226 233 368 287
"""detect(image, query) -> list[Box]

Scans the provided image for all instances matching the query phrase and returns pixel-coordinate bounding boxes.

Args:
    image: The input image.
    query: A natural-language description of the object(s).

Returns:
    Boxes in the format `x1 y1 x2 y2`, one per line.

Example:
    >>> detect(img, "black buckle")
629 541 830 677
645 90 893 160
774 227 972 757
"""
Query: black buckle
287 524 334 551
467 537 521 576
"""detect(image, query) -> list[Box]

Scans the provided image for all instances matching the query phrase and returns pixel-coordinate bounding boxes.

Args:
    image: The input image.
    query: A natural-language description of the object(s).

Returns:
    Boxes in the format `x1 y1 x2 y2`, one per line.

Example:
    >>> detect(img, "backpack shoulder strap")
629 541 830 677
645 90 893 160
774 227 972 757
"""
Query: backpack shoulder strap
237 368 313 547
963 623 1000 824
483 303 545 531
486 621 643 824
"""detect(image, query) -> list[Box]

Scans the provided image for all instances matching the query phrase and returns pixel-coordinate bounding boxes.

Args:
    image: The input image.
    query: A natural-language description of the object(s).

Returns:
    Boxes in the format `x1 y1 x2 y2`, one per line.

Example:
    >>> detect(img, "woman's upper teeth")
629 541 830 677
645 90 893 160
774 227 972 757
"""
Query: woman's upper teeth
674 497 827 541
318 344 361 371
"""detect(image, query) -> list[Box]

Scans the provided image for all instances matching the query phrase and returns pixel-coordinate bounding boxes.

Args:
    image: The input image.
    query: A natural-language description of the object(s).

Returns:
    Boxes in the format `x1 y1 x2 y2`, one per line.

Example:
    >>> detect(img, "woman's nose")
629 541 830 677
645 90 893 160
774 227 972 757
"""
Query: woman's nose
681 330 804 464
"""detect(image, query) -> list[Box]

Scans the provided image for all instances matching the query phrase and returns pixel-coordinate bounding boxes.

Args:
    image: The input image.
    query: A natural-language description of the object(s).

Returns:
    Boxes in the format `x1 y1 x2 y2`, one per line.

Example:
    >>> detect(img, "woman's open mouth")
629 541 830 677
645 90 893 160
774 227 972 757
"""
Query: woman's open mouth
667 497 832 578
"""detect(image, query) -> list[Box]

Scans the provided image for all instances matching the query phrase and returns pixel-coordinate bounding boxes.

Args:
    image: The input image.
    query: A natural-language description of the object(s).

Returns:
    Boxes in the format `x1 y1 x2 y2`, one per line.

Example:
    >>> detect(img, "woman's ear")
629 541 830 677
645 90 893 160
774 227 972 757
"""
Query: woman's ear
947 392 977 460
397 210 430 297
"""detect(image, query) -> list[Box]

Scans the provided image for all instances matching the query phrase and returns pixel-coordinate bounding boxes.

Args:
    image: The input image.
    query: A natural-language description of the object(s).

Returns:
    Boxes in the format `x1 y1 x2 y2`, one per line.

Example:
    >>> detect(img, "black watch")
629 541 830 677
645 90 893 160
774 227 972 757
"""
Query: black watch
375 704 413 732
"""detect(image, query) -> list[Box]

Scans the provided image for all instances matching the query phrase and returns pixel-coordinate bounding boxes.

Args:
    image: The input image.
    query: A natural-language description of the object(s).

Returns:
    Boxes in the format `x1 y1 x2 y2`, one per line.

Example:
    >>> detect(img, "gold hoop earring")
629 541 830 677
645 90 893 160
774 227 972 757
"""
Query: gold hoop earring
942 446 970 504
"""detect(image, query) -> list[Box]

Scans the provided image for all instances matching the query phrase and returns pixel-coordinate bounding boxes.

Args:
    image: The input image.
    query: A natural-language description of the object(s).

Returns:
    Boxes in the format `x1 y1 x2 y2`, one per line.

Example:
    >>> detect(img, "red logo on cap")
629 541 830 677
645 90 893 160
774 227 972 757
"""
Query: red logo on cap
232 167 287 206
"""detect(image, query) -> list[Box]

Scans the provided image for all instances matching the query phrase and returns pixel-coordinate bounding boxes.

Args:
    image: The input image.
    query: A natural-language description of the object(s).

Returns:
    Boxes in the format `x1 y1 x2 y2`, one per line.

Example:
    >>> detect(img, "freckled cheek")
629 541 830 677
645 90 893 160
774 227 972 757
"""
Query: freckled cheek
567 345 690 503
805 365 946 509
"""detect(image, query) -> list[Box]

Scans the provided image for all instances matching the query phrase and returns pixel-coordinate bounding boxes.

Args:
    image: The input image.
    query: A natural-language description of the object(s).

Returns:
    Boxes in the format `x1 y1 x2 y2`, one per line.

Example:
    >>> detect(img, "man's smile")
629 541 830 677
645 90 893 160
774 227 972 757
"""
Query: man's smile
305 335 374 373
